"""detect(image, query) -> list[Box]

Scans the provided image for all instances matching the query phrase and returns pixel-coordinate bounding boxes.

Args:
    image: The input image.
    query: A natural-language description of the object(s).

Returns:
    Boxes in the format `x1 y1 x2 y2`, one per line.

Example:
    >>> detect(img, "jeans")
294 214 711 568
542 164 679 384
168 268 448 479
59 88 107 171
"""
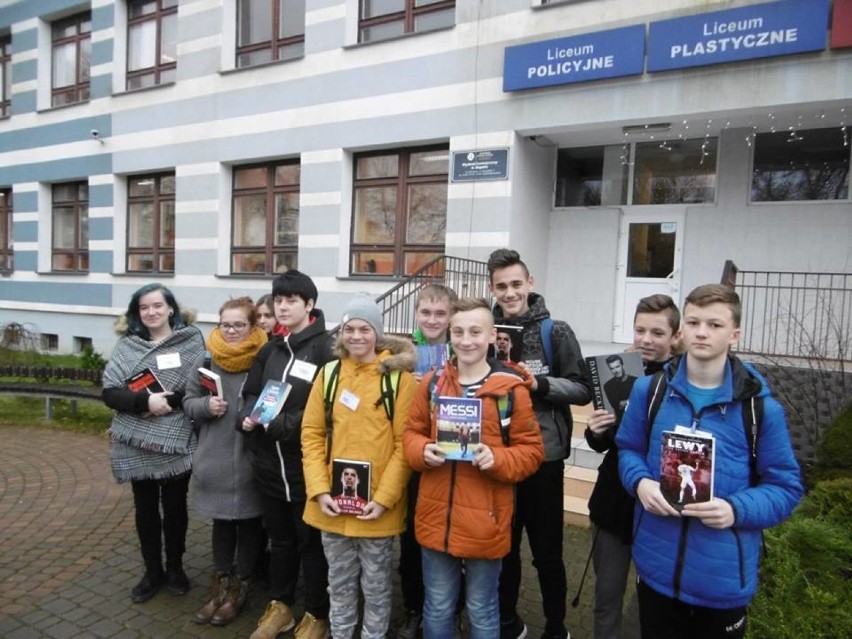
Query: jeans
499 459 567 636
593 527 632 639
259 493 329 619
421 547 501 639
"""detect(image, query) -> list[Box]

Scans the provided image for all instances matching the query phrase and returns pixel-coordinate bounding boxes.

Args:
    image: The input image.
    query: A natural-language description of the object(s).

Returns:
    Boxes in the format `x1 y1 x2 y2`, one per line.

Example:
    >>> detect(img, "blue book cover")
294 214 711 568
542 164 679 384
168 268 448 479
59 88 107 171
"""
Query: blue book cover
415 343 450 375
435 396 482 462
249 379 292 424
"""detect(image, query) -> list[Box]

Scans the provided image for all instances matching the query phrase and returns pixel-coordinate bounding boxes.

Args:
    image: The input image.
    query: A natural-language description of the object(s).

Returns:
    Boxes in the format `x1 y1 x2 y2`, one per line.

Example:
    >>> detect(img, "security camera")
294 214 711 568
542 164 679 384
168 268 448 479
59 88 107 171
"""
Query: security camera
90 129 99 138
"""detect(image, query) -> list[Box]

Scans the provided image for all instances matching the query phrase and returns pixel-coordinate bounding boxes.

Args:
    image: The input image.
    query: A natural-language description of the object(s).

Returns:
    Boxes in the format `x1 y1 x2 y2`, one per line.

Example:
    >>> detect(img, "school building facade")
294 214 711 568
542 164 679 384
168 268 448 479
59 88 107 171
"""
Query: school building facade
1 0 850 356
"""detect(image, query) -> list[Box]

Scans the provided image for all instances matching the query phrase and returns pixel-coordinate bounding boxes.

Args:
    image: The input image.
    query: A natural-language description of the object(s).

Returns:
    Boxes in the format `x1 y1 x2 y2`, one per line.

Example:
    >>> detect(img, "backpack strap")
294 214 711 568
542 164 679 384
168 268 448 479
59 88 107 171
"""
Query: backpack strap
646 370 668 428
374 369 402 422
322 360 342 464
540 317 554 368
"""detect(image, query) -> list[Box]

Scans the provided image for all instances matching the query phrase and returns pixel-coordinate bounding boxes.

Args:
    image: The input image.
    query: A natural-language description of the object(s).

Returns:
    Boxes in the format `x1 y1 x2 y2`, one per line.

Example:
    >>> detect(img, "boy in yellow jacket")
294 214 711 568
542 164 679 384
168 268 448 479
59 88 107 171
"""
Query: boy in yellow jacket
301 294 415 639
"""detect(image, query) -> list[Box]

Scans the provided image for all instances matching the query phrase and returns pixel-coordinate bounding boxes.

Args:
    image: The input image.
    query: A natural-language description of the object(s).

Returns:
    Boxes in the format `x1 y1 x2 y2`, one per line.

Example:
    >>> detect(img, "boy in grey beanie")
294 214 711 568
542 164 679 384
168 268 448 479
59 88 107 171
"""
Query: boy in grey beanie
340 293 384 339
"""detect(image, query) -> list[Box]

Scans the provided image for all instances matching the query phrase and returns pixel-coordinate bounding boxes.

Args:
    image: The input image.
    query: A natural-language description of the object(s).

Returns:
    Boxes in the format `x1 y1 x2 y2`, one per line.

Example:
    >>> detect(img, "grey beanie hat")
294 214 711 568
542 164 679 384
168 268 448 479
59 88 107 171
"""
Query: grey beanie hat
340 293 384 339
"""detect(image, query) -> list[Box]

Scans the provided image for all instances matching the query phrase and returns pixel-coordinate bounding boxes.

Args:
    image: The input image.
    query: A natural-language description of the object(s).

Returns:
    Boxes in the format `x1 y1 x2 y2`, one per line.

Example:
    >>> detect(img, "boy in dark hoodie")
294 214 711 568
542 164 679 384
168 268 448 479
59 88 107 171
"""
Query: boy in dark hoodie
240 270 334 639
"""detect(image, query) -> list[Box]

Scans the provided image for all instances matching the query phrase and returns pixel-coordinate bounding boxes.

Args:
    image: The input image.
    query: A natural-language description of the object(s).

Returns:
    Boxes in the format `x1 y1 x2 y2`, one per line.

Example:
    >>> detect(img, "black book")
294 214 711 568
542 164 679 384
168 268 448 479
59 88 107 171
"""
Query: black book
585 351 644 413
127 367 166 394
490 324 524 364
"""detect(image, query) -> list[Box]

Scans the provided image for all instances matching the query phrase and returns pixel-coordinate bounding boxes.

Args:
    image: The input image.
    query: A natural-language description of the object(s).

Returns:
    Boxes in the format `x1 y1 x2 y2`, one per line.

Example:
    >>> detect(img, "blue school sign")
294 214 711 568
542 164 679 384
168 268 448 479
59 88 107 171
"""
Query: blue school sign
647 0 830 72
503 24 645 92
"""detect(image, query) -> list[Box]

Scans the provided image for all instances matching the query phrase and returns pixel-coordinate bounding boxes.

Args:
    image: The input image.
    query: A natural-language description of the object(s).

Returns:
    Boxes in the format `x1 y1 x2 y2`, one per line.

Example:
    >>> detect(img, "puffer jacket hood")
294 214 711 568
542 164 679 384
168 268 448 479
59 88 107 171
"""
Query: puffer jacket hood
332 333 417 374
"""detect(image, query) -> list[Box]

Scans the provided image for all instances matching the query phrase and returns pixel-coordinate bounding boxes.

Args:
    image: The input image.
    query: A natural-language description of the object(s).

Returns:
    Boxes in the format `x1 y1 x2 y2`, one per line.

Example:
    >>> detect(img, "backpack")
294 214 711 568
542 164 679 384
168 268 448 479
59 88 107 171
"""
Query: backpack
321 359 401 463
427 369 514 446
540 317 554 368
645 370 764 485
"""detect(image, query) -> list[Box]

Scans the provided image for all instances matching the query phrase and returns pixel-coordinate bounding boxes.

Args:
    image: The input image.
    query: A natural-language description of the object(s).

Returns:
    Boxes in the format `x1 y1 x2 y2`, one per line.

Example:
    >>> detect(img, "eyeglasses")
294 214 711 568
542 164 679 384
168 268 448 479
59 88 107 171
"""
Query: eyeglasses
218 322 248 332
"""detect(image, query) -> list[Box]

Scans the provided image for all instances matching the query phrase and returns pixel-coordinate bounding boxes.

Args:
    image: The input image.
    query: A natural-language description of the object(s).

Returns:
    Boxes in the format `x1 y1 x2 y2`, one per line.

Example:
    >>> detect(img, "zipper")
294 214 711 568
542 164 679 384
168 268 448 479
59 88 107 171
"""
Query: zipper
442 462 458 552
732 528 746 588
673 517 691 597
276 339 296 500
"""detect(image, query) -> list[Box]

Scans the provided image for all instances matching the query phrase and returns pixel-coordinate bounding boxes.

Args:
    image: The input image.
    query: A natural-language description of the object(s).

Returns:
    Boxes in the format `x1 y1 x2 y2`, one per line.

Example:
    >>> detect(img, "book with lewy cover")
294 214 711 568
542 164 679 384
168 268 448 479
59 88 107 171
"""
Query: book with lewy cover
585 350 644 413
415 343 450 375
249 379 292 424
659 429 715 511
127 367 166 393
435 396 482 462
197 367 223 397
489 324 523 365
331 459 371 515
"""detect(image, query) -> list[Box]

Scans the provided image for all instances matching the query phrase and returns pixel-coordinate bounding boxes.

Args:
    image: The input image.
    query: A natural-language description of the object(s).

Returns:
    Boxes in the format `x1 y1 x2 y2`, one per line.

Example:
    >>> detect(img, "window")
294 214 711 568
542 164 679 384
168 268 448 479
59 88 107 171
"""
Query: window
231 161 300 274
0 189 11 272
52 182 88 272
41 333 59 351
236 0 305 67
127 0 177 90
73 336 93 353
751 128 850 202
1 36 11 117
359 0 455 43
555 145 629 207
351 145 448 276
127 173 175 273
51 12 91 107
633 138 718 205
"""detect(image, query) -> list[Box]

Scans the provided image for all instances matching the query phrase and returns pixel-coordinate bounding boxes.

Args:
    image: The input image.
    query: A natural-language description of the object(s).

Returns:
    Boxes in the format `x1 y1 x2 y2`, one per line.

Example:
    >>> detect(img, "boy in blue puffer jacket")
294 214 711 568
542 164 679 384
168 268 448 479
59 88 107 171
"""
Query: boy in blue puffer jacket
616 283 802 639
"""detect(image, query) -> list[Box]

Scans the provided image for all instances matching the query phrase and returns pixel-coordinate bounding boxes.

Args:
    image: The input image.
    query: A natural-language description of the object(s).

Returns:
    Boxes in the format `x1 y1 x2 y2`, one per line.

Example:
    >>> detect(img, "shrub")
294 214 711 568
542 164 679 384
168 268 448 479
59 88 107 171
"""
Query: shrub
808 404 852 486
747 479 852 639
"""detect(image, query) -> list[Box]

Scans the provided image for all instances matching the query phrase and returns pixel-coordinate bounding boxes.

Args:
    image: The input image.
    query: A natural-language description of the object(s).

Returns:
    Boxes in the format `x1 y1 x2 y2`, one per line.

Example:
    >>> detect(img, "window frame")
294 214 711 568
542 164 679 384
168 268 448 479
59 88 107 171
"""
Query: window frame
51 12 91 108
350 144 449 277
126 172 176 274
51 181 89 272
235 0 306 68
0 188 12 272
126 0 178 91
1 36 11 118
750 128 851 203
358 0 455 43
230 159 301 275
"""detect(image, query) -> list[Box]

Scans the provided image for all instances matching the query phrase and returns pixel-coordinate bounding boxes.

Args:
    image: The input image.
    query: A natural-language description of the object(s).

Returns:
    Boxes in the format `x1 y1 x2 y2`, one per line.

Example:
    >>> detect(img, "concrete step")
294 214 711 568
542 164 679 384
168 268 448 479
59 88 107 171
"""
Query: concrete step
563 466 597 501
567 437 604 471
563 495 591 528
571 402 593 439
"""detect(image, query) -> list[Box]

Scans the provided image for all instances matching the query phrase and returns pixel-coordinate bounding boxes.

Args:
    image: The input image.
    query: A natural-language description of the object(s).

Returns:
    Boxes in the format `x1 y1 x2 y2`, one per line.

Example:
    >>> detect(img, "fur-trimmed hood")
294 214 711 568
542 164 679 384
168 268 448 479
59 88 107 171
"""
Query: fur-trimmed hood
333 333 416 373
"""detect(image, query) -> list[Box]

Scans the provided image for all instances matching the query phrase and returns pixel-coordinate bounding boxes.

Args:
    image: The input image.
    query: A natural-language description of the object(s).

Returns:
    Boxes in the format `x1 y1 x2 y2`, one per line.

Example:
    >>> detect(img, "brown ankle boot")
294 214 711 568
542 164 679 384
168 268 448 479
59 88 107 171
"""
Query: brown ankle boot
192 572 228 624
210 575 249 626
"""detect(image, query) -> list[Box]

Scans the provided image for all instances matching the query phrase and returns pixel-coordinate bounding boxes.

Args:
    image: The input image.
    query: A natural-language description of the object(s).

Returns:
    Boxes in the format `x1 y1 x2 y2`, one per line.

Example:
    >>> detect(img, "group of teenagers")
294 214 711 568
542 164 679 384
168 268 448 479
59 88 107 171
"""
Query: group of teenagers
101 247 803 639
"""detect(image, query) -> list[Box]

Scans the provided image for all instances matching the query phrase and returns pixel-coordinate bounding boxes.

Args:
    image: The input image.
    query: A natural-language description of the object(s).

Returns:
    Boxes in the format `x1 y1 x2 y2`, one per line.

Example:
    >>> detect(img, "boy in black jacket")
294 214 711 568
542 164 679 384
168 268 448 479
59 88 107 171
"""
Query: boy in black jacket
240 270 334 639
584 294 680 639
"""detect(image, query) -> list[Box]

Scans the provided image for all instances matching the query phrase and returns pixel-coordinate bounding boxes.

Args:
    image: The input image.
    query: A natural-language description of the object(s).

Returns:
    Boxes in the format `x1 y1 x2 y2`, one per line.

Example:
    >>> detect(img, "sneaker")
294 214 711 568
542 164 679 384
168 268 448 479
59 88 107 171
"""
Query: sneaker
250 600 296 639
397 610 422 639
540 632 570 639
501 615 528 639
294 612 329 639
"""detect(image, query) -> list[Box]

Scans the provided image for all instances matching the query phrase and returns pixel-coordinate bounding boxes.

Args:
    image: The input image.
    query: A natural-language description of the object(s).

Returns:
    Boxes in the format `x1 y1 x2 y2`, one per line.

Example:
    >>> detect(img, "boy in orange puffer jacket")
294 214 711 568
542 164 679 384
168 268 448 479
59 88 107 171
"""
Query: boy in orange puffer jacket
403 297 544 639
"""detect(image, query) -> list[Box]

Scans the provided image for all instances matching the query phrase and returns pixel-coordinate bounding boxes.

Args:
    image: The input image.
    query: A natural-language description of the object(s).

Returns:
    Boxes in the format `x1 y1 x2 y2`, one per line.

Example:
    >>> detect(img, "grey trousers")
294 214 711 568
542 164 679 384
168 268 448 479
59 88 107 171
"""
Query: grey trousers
321 532 394 639
592 527 633 639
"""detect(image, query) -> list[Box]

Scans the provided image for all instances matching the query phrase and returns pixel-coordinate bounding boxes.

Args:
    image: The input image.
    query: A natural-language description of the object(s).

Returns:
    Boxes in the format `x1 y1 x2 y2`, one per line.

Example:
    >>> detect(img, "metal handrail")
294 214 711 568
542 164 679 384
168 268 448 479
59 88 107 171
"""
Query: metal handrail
375 255 491 335
723 261 851 362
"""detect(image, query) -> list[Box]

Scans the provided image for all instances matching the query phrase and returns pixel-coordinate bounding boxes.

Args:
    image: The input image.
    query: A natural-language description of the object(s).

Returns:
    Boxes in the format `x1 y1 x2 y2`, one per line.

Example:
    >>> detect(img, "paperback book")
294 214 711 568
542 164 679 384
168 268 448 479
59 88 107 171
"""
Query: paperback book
197 367 223 397
585 350 644 414
127 367 166 394
331 459 371 515
490 324 523 365
248 379 292 424
435 396 482 462
415 343 450 376
659 429 715 511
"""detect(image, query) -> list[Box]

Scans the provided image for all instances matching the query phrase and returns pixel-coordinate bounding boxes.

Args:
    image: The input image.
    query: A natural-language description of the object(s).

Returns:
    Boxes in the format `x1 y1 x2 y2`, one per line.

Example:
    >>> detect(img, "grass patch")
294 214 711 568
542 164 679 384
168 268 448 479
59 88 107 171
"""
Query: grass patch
0 395 112 436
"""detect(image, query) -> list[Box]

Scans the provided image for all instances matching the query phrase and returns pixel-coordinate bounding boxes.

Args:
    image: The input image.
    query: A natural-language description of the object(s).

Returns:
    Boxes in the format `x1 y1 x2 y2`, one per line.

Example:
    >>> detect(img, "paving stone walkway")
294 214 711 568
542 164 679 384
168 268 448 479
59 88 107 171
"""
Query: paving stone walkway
0 424 639 639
